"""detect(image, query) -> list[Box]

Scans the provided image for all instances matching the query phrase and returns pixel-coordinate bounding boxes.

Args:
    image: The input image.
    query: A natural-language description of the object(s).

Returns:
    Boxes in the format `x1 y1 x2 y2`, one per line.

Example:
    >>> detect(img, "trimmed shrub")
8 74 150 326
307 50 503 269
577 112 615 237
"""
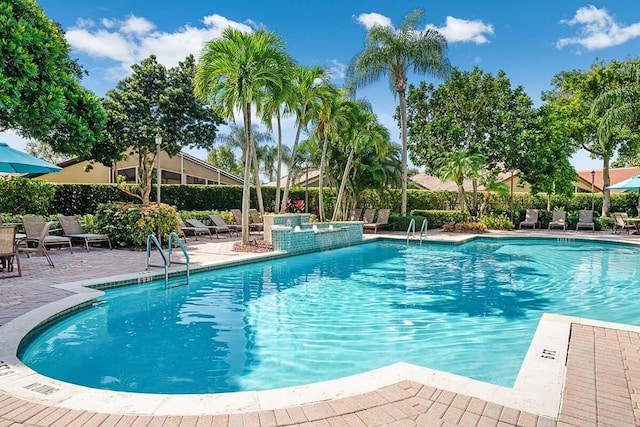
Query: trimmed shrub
389 214 429 232
0 177 55 215
478 213 514 230
95 203 179 247
410 210 471 228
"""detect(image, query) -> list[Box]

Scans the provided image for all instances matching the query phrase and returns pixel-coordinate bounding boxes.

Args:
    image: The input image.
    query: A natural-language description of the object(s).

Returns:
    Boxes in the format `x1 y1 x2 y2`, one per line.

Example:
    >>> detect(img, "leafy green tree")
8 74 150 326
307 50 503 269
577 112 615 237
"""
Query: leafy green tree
280 65 331 214
434 150 486 216
99 54 223 204
206 145 242 176
24 140 72 164
0 0 106 157
543 58 640 215
347 8 451 216
406 67 544 212
196 28 290 244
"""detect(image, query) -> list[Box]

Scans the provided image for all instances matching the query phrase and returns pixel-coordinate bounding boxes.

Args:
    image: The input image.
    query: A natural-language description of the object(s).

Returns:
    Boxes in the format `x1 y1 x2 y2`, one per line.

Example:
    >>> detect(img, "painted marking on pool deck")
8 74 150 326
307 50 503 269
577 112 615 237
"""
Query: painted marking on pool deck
0 361 15 378
23 382 60 396
540 349 558 360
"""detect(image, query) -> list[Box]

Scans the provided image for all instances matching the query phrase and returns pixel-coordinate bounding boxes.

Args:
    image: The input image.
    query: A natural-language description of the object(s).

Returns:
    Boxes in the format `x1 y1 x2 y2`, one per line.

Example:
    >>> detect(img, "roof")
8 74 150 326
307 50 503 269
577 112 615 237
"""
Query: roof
577 167 640 193
409 171 513 191
265 168 321 187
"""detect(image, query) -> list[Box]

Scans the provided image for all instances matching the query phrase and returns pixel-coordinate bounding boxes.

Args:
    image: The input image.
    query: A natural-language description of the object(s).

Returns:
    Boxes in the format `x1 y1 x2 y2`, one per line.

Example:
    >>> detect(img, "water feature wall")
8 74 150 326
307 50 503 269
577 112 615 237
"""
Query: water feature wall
264 214 363 253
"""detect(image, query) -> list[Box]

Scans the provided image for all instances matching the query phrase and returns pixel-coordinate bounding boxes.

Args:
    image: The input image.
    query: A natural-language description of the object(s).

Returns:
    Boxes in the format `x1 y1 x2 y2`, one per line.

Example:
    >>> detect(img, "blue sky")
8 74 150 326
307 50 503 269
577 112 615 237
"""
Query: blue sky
5 1 640 172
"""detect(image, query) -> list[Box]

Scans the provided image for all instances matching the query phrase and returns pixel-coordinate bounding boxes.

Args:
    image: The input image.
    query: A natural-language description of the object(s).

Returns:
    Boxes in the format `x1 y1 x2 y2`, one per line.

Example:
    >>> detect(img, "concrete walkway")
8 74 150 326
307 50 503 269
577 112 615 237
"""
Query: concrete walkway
0 229 639 426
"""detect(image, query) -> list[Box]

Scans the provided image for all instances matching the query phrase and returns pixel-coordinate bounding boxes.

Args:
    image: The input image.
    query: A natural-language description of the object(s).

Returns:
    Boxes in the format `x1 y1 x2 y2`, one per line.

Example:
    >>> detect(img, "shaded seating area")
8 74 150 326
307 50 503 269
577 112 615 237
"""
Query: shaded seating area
576 209 595 231
548 211 567 231
0 225 21 278
363 209 395 234
59 216 111 251
519 209 539 229
612 212 636 234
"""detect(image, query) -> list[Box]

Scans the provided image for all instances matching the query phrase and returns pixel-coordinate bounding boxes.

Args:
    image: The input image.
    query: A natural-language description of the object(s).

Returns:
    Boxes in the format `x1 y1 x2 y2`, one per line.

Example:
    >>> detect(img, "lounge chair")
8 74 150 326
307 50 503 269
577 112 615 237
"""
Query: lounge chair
363 209 394 234
177 217 212 241
0 225 21 278
248 209 264 232
22 215 73 253
17 220 55 267
548 211 567 231
576 210 595 231
349 208 363 221
185 218 230 239
209 214 240 236
519 209 539 230
612 212 636 234
362 209 376 224
59 215 111 251
231 209 263 234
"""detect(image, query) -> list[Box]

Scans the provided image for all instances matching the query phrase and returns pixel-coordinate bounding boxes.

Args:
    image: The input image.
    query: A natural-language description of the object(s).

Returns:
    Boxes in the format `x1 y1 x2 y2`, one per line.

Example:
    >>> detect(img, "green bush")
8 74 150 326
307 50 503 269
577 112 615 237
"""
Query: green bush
410 210 470 227
478 213 514 230
177 209 235 225
95 203 179 247
0 177 55 215
389 214 429 232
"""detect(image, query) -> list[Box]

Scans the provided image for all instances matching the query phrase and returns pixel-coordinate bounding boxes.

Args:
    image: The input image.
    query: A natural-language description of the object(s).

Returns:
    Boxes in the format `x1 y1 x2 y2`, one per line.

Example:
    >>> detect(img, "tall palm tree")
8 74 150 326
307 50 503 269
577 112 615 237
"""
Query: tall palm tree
434 149 486 217
592 65 640 142
313 84 341 221
195 28 288 244
261 62 296 212
332 100 390 221
280 65 331 213
346 8 451 216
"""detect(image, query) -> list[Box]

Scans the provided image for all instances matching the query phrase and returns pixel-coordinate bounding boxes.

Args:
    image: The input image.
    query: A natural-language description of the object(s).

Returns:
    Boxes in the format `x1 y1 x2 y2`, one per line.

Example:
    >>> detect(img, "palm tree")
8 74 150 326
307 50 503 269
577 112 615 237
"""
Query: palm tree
434 149 486 218
313 84 341 221
332 100 390 221
261 62 296 212
280 65 331 214
195 28 288 244
346 8 451 216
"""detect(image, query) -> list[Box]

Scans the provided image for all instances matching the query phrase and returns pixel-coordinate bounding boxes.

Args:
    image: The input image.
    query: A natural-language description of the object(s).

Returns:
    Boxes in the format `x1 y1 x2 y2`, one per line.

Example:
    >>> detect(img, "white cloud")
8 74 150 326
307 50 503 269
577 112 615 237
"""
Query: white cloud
355 13 392 30
428 16 494 44
120 15 155 35
556 5 640 50
66 14 254 78
328 59 346 80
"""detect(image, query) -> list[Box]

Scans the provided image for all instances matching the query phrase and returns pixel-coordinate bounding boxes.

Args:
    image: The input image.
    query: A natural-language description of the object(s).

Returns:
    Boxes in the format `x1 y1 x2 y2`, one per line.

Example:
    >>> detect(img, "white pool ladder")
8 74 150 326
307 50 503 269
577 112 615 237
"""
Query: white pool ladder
406 219 429 245
146 232 190 288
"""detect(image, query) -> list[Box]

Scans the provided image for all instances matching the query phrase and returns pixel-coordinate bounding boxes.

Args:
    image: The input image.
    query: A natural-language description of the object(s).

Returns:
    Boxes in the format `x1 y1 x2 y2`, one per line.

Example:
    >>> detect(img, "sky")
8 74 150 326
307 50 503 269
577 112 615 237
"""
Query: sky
5 0 640 173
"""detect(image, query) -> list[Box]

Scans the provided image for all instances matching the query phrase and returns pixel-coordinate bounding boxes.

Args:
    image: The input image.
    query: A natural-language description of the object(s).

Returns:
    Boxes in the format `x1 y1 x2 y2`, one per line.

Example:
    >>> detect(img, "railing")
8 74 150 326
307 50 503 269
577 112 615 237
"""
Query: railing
167 232 190 286
406 218 416 244
146 233 191 289
146 234 168 287
419 219 428 245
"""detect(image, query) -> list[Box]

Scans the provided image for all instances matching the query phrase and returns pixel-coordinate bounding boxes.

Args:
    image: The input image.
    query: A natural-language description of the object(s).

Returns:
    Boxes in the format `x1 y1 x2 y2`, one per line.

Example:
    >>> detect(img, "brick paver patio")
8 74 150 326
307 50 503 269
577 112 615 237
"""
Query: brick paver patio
1 230 639 426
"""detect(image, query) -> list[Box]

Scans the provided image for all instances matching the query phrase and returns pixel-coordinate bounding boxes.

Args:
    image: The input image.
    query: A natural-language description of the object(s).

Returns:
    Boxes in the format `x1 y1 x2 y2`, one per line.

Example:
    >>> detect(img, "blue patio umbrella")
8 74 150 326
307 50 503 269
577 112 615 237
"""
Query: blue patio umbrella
0 142 62 174
607 175 640 212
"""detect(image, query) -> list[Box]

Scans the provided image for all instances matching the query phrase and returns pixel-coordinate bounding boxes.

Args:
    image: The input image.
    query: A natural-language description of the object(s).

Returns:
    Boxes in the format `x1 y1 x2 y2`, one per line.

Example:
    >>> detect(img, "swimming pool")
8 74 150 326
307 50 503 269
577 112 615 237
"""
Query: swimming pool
18 238 640 394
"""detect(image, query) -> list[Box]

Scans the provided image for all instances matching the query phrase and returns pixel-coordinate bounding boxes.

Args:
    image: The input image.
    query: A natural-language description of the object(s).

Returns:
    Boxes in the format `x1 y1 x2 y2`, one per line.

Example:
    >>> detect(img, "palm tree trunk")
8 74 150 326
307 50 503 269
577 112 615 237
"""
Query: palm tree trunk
318 132 329 222
602 152 611 216
280 114 305 213
332 148 354 221
241 105 253 245
457 183 467 219
251 141 265 214
398 90 408 217
275 111 283 213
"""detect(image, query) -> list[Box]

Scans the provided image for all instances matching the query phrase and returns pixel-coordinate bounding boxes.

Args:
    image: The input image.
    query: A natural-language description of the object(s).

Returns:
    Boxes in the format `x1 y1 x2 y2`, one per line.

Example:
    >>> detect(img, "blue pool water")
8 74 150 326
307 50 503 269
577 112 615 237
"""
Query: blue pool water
19 238 640 394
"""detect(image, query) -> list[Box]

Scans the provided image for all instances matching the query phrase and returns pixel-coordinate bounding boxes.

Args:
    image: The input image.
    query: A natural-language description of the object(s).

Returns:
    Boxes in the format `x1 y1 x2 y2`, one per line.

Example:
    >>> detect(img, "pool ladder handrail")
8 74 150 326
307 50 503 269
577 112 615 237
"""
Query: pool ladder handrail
145 233 190 288
406 218 429 245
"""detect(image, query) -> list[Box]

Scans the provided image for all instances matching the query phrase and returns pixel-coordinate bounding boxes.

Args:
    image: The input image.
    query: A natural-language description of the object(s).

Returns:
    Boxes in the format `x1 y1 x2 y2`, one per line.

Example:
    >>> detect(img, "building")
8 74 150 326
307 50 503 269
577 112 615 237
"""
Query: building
33 150 243 186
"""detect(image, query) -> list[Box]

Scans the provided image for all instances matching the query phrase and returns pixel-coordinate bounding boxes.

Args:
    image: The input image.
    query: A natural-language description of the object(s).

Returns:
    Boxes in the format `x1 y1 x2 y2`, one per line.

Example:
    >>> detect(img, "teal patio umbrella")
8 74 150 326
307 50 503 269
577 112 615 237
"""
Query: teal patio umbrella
606 174 640 213
0 142 62 174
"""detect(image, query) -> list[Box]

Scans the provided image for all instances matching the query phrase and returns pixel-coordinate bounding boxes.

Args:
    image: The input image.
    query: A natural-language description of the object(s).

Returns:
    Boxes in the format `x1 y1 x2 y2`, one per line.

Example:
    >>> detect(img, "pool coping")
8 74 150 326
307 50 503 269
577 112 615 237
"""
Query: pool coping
0 233 638 419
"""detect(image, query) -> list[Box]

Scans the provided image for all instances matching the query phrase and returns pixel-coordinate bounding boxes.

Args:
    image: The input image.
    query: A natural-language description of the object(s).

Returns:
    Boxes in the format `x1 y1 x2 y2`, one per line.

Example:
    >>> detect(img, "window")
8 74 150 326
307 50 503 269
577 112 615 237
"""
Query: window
186 175 206 185
161 170 181 184
117 167 137 183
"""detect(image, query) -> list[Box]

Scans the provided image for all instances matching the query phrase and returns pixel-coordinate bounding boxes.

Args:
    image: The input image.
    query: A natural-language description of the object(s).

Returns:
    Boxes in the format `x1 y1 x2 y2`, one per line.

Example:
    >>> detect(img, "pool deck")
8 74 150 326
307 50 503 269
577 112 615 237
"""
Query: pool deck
1 228 640 426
